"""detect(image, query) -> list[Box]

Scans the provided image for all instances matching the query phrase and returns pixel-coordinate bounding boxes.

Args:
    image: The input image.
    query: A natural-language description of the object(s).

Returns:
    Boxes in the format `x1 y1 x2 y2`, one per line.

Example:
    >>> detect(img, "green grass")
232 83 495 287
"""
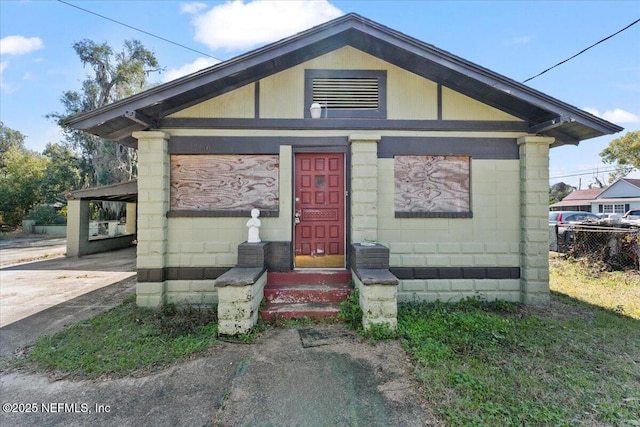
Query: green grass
550 253 640 319
7 296 218 379
399 292 640 426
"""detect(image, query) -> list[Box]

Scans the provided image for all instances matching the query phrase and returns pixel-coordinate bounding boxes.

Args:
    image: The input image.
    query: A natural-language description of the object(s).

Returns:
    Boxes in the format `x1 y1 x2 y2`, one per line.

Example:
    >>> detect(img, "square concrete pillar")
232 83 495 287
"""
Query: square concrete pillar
349 134 381 243
518 136 554 305
133 131 171 308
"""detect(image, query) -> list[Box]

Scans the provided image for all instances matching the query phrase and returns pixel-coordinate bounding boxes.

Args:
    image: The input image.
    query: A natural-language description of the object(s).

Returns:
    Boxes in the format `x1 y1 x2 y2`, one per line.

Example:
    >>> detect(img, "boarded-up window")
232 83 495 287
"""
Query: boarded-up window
394 155 471 218
170 155 279 213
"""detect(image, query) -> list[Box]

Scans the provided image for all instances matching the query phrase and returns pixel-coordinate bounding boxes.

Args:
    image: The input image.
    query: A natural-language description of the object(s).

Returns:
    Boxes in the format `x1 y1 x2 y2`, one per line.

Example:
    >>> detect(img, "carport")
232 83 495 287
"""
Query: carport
66 180 138 257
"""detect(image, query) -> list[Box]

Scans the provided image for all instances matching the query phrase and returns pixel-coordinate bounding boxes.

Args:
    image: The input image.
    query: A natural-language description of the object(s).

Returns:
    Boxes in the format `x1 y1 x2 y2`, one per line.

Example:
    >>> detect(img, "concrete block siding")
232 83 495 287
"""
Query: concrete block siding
377 157 524 303
397 279 521 304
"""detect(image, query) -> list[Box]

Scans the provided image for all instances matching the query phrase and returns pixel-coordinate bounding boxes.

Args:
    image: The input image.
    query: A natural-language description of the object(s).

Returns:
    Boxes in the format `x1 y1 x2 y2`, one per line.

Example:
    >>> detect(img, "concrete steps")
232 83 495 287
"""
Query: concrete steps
261 271 353 321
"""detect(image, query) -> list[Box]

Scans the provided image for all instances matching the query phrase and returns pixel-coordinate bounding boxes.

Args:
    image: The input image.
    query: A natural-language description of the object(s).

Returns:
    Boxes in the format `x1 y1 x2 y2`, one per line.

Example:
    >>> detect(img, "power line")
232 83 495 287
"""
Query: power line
550 167 626 180
57 0 221 61
523 17 640 83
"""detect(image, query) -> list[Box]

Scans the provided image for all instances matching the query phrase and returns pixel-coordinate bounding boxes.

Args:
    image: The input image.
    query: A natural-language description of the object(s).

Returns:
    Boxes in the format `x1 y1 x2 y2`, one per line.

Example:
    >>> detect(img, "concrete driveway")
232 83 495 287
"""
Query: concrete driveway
0 237 66 267
0 241 136 328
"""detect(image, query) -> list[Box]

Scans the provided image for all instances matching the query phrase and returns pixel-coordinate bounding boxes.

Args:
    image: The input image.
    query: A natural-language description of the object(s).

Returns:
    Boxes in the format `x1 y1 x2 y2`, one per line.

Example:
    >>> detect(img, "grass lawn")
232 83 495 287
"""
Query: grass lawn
3 254 638 425
3 296 218 379
550 252 640 319
399 254 640 426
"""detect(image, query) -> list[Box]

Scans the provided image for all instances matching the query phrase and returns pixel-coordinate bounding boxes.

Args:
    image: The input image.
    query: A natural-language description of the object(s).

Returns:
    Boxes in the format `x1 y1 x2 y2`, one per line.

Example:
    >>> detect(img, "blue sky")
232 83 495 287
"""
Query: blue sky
1 0 639 189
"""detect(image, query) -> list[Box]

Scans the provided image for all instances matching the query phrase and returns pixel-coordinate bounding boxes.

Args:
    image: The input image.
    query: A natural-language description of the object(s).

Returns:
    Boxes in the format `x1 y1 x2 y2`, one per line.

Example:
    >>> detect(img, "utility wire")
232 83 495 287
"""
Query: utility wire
550 167 623 180
523 17 640 83
57 0 221 61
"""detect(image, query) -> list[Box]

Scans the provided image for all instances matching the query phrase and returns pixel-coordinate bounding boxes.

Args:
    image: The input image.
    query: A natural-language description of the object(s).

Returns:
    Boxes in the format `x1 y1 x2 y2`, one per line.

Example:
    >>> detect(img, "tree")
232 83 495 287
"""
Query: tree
42 143 82 204
600 131 640 183
50 39 162 186
549 182 575 204
0 123 82 226
0 146 48 226
0 121 27 169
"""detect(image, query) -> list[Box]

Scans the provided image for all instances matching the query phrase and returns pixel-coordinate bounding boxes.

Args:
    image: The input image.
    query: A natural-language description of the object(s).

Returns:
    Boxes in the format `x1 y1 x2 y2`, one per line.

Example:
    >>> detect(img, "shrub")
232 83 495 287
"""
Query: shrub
27 205 65 225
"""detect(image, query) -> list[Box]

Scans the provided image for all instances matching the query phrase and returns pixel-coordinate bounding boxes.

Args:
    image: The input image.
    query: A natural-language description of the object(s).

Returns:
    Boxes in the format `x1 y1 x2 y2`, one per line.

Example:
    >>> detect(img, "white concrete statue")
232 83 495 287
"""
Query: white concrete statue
246 208 262 243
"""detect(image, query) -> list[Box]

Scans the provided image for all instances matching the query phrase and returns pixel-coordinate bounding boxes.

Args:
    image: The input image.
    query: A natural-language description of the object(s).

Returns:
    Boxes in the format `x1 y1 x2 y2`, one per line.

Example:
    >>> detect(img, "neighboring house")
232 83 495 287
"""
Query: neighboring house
549 188 605 212
593 178 640 215
65 13 621 327
550 178 640 215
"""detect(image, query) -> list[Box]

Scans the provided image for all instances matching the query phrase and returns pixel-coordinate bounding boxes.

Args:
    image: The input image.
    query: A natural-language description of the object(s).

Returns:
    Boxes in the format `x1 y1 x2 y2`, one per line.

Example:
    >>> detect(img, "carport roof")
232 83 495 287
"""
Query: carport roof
64 13 622 149
67 180 137 203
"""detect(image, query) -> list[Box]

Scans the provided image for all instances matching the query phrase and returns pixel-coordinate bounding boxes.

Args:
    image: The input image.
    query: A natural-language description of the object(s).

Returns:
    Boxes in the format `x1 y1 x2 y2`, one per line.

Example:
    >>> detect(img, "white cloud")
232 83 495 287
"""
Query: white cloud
190 0 343 51
0 35 44 56
583 107 640 124
0 60 13 93
502 36 531 46
162 57 221 83
181 2 208 14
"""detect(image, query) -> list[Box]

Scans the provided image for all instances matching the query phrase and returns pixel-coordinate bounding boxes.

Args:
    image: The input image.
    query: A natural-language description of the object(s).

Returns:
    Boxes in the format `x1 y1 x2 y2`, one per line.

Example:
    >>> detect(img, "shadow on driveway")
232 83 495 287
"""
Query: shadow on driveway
0 246 136 329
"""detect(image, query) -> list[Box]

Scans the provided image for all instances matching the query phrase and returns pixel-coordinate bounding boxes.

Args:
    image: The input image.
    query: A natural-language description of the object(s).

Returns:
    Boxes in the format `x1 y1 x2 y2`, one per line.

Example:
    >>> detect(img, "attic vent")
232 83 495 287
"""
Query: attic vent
305 69 386 119
312 77 379 110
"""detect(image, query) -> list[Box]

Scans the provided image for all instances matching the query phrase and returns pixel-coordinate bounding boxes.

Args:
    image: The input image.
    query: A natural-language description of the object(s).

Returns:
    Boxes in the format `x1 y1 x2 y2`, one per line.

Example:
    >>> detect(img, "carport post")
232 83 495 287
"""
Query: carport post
66 198 90 257
125 202 137 235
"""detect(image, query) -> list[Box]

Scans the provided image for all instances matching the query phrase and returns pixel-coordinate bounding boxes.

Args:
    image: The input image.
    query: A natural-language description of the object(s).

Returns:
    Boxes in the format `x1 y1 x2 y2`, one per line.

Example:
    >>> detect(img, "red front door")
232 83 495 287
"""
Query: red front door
294 153 345 268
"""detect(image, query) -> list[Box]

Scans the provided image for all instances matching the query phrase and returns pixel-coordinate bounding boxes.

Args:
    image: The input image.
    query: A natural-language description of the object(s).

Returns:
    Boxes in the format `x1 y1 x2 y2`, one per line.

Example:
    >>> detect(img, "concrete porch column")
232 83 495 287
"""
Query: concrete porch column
518 135 554 305
349 134 381 243
132 131 170 308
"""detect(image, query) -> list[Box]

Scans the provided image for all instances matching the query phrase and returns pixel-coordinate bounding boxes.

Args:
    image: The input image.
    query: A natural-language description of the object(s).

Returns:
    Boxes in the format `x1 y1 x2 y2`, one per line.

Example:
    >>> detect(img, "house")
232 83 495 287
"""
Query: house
65 14 622 333
550 178 640 215
549 188 605 212
593 178 640 215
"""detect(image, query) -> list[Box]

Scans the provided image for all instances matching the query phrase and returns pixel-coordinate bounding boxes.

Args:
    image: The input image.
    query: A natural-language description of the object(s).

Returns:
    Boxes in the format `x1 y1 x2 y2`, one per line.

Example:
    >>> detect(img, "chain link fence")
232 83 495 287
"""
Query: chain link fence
550 223 640 270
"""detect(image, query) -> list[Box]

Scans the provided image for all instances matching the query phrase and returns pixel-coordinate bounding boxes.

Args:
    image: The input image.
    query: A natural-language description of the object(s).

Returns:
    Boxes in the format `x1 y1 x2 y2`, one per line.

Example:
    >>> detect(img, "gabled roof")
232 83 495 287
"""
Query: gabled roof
597 177 640 200
65 13 623 148
621 178 640 189
563 188 606 201
550 188 605 208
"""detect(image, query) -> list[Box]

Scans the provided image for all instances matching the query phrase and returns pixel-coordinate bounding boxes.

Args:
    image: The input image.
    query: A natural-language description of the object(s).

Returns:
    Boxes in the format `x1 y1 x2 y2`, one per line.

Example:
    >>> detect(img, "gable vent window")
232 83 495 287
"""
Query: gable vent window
305 69 386 119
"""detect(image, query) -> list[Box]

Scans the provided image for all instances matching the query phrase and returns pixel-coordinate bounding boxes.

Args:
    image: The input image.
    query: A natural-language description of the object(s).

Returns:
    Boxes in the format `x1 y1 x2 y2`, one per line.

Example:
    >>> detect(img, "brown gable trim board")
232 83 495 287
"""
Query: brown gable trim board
168 136 348 154
168 136 518 160
161 117 529 133
379 137 519 159
167 210 279 218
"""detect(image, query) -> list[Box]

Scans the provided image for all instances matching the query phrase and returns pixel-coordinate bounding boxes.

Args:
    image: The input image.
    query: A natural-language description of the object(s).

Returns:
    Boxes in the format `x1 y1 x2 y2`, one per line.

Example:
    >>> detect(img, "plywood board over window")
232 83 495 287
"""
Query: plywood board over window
394 155 471 218
170 155 279 215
